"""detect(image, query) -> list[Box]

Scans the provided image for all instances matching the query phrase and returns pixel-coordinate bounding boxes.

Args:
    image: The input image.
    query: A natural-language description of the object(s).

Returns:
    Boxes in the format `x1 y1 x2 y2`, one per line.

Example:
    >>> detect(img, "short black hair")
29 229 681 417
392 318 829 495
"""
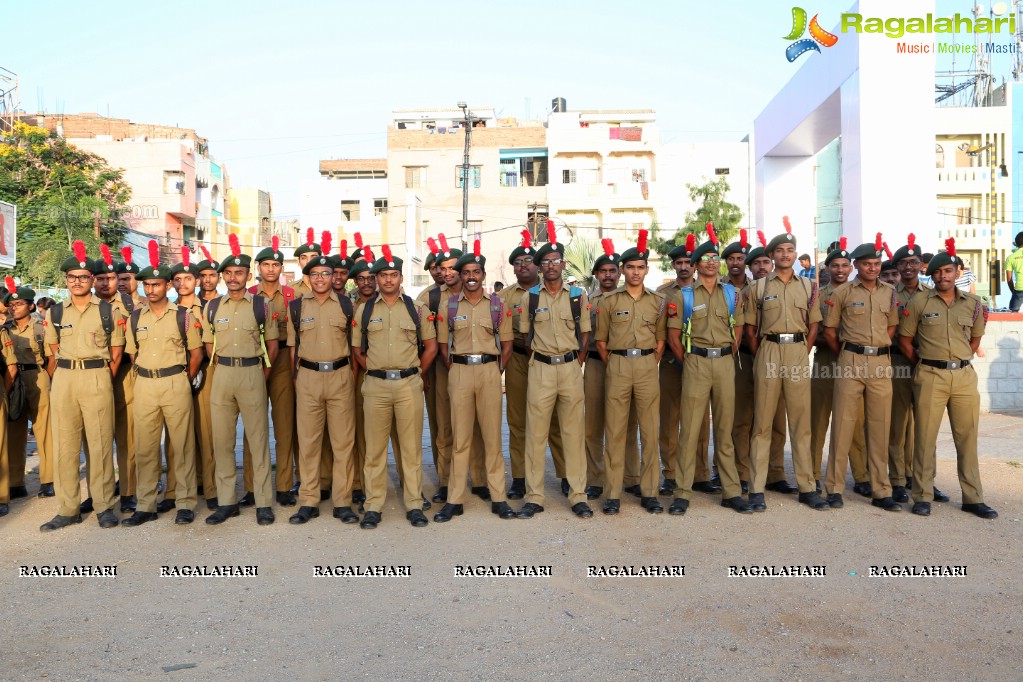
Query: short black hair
1015 231 1023 247
921 252 933 263
799 254 811 261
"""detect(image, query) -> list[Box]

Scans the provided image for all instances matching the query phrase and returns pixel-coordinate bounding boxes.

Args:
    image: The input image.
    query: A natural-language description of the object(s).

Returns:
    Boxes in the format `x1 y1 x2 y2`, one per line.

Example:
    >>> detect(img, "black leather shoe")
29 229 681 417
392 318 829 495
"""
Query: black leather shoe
826 493 844 509
79 497 94 513
585 486 603 500
289 482 300 495
37 483 55 497
422 498 432 510
659 478 677 496
748 493 767 512
9 485 28 499
693 480 723 494
205 497 219 511
933 487 950 503
205 504 240 525
289 506 319 524
120 495 137 512
911 501 931 516
320 489 331 501
433 503 463 522
174 510 194 525
471 486 491 501
560 478 570 497
333 507 359 523
40 514 82 532
97 510 119 528
905 476 913 489
516 502 544 519
961 502 998 519
352 489 366 504
507 479 525 500
491 502 516 519
765 480 798 494
721 496 753 514
871 497 902 512
121 511 157 527
239 491 255 507
852 481 872 497
798 492 830 511
891 486 910 503
431 486 448 503
641 497 663 514
360 511 381 529
740 480 749 494
710 474 722 488
0 503 8 516
276 491 297 507
815 480 822 494
602 499 620 515
256 507 275 525
407 509 429 527
668 498 689 516
156 499 176 513
114 482 120 496
623 484 642 498
572 502 593 518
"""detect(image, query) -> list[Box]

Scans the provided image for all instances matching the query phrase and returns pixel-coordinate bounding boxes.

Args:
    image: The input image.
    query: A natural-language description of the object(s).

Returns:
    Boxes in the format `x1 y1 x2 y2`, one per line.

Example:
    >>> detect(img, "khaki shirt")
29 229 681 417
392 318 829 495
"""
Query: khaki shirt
8 319 47 365
44 296 126 361
415 283 447 329
899 288 985 361
824 280 898 346
286 292 352 361
201 293 280 358
596 286 666 349
0 327 17 367
743 272 821 334
252 284 291 345
518 283 591 356
665 281 735 347
352 295 436 370
498 281 531 349
587 290 614 352
292 279 312 299
126 302 203 369
436 291 513 354
895 279 931 313
178 297 212 340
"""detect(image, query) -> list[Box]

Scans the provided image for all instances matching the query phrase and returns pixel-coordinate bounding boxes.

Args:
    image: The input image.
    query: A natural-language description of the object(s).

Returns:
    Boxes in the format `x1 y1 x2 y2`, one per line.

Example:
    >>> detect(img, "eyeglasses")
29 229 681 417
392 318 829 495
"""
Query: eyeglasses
65 274 93 283
700 256 721 263
355 276 374 284
513 258 532 266
540 259 563 267
308 272 332 279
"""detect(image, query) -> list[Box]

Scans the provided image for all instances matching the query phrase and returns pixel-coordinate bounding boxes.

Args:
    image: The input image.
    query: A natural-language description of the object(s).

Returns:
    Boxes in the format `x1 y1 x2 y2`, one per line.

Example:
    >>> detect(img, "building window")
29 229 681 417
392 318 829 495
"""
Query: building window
562 169 577 184
935 144 945 169
500 156 548 187
456 165 481 189
957 207 972 224
405 166 427 189
631 168 646 182
341 200 360 222
714 168 730 175
373 199 388 216
164 171 185 195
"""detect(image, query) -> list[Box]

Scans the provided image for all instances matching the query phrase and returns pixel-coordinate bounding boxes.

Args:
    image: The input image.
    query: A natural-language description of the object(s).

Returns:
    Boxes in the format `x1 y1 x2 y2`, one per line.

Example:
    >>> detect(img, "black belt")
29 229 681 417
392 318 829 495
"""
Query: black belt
216 356 262 367
764 333 805 344
299 358 350 372
17 363 39 371
56 359 108 370
533 351 577 365
512 345 529 356
843 342 891 356
738 344 753 356
587 351 602 362
451 354 498 365
610 348 654 357
367 368 419 380
921 358 971 370
689 346 732 358
136 365 185 379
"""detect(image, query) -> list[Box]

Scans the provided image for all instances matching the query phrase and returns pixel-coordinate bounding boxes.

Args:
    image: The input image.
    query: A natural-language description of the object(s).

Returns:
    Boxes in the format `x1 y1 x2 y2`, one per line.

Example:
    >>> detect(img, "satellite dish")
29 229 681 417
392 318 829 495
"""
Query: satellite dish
993 1 1008 15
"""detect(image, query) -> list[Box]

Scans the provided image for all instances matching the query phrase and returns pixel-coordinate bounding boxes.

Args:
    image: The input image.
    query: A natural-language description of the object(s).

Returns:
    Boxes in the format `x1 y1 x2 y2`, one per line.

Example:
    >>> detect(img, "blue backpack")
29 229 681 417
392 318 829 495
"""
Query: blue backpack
680 282 737 352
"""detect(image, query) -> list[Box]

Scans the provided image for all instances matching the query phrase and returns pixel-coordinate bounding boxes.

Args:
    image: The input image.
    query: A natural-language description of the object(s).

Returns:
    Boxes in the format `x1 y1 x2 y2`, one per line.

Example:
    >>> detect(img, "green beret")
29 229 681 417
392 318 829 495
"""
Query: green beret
892 239 922 264
509 244 537 265
293 242 322 258
196 258 219 272
60 255 96 273
881 260 896 272
691 240 720 263
591 253 619 274
302 254 334 276
766 232 796 253
849 242 884 260
531 241 564 266
3 287 35 306
435 249 463 266
137 264 172 282
332 255 354 271
925 252 957 277
618 246 650 265
218 253 252 273
721 241 749 259
667 240 696 262
115 261 140 275
423 252 437 270
744 247 767 265
348 260 371 278
91 259 118 276
254 246 284 263
170 262 201 277
369 253 403 274
824 244 851 265
454 251 486 271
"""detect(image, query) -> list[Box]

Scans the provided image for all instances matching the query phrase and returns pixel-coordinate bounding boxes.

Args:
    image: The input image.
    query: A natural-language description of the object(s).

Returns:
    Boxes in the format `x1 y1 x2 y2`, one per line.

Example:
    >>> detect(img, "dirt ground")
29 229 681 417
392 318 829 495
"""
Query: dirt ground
1 413 1021 681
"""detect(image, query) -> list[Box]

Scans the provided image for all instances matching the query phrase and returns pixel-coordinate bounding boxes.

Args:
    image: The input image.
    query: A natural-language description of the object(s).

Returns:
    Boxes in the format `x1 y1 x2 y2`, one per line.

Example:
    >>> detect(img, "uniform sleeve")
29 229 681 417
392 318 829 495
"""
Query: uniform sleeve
285 302 297 348
517 291 531 336
885 288 900 327
595 294 611 341
577 291 591 334
898 296 922 338
732 287 746 327
497 301 513 342
0 329 16 366
654 294 667 342
665 291 683 331
124 318 138 355
262 300 280 341
435 314 449 345
201 302 215 344
417 303 437 341
43 308 57 346
109 308 126 347
807 282 823 325
351 302 364 349
823 286 844 328
971 297 986 338
185 310 203 350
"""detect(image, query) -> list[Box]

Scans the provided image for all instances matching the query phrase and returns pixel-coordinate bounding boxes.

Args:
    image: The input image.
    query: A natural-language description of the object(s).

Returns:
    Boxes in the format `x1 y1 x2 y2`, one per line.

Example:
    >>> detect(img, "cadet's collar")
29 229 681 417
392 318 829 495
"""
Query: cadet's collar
925 286 967 302
326 291 340 304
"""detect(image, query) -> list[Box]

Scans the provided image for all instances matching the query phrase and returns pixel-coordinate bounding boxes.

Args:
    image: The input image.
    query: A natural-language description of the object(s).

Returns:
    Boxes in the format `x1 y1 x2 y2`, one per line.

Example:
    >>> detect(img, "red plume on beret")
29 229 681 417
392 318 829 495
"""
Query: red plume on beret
782 216 792 234
271 235 279 253
427 237 439 255
181 246 190 267
546 219 557 245
354 232 364 248
705 223 717 246
945 237 957 258
305 228 315 247
72 240 88 264
520 229 532 249
381 244 394 264
363 245 374 263
601 238 615 257
756 231 767 248
438 233 450 254
100 244 113 267
740 229 748 250
685 233 696 253
200 245 213 262
147 240 160 269
120 246 133 265
638 229 648 252
874 232 883 252
839 237 847 252
473 238 481 259
883 242 892 259
229 233 241 258
339 239 348 260
5 275 16 293
908 233 916 252
321 230 331 256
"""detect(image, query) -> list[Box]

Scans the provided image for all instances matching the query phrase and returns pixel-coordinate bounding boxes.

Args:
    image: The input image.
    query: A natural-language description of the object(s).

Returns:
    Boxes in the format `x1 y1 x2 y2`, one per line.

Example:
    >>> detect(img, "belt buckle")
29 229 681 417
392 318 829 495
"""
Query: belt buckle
949 361 959 369
73 360 85 370
863 346 878 356
626 348 640 357
706 348 721 358
229 357 241 367
385 369 401 380
318 361 332 371
466 354 482 365
549 354 563 365
778 333 795 344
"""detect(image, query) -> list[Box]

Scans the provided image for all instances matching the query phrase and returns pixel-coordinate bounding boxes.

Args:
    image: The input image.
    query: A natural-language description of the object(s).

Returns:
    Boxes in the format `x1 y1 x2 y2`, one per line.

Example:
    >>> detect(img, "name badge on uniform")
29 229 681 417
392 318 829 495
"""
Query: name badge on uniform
764 295 779 301
300 317 315 324
535 307 549 313
215 318 229 324
850 302 864 307
614 311 630 317
57 323 72 329
922 312 940 319
369 317 384 324
136 326 149 332
453 315 467 321
693 304 707 311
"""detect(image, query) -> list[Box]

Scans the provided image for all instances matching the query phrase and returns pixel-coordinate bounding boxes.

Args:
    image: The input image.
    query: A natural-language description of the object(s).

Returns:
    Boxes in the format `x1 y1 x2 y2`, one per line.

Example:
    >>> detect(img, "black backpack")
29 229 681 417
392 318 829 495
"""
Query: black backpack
289 295 354 378
359 295 422 355
49 299 115 345
204 295 270 366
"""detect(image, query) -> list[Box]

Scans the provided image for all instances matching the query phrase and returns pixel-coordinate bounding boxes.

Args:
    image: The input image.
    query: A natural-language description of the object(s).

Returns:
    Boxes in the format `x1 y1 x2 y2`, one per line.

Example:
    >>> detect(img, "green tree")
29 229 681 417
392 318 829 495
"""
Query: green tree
563 237 600 291
648 176 744 269
0 121 130 287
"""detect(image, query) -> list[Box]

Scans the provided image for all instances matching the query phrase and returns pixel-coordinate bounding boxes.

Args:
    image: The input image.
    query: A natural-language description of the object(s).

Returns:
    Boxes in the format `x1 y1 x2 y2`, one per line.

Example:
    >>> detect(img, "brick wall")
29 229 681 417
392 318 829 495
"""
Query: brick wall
974 313 1023 412
388 126 546 150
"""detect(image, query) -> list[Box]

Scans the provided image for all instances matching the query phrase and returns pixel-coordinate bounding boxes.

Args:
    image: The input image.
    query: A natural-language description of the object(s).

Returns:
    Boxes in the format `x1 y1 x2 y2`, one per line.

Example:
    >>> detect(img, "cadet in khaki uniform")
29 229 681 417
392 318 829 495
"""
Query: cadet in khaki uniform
667 229 751 515
116 248 142 305
40 242 126 532
898 240 997 519
203 235 280 526
351 246 438 529
517 224 593 519
0 318 17 516
3 280 54 500
499 231 567 499
418 239 448 494
348 258 374 505
287 252 358 525
193 248 221 508
291 227 322 300
743 220 829 511
810 240 870 495
122 243 204 526
822 236 901 511
595 231 665 515
434 241 516 521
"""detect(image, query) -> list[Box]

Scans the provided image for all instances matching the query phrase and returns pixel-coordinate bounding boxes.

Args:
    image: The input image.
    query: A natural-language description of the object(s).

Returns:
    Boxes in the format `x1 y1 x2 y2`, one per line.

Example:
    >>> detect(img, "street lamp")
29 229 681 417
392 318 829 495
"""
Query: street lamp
967 142 1002 301
458 101 471 251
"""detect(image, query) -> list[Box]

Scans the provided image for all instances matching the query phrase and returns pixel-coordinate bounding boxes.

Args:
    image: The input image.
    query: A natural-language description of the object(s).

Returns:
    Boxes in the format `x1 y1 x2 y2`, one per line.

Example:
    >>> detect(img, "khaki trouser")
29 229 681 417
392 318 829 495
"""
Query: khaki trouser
296 365 355 508
506 350 565 479
0 393 9 503
448 362 507 504
195 364 217 499
243 351 296 494
734 350 787 483
52 367 116 516
825 351 892 499
584 356 639 488
362 373 424 513
7 367 53 488
211 364 272 508
659 359 713 482
430 361 454 485
811 349 868 482
750 341 815 494
912 364 983 504
523 358 586 506
113 362 135 496
134 373 196 512
678 353 742 500
603 353 660 499
888 355 915 487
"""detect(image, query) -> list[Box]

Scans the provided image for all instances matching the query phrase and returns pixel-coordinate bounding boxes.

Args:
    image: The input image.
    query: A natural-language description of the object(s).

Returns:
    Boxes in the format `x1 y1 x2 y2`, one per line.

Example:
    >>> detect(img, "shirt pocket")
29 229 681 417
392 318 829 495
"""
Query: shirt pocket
844 303 866 317
957 315 976 331
761 298 781 312
452 317 471 331
366 319 384 333
300 318 317 333
920 315 943 327
399 320 419 344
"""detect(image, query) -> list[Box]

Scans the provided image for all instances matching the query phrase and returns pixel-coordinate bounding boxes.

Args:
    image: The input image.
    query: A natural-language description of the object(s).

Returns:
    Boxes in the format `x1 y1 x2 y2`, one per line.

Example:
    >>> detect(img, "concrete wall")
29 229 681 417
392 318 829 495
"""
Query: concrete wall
975 313 1023 412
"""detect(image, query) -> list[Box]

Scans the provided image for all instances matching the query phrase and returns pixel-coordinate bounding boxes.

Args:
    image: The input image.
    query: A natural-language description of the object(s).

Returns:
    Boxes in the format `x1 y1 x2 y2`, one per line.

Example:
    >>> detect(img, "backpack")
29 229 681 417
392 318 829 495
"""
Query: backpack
525 284 583 352
128 306 190 359
50 299 116 346
446 294 504 367
359 295 422 356
1 325 27 421
290 295 354 378
205 295 270 367
751 276 818 339
679 282 737 352
119 292 134 315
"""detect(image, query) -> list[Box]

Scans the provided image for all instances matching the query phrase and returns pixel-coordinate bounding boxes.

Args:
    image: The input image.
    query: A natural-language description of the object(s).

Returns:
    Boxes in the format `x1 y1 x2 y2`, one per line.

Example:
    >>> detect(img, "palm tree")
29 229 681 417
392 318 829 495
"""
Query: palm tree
563 238 600 291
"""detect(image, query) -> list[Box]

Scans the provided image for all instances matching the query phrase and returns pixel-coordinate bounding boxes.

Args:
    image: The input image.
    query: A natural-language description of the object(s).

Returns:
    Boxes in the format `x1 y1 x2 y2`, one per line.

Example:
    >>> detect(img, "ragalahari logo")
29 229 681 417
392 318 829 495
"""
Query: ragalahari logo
784 7 838 62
